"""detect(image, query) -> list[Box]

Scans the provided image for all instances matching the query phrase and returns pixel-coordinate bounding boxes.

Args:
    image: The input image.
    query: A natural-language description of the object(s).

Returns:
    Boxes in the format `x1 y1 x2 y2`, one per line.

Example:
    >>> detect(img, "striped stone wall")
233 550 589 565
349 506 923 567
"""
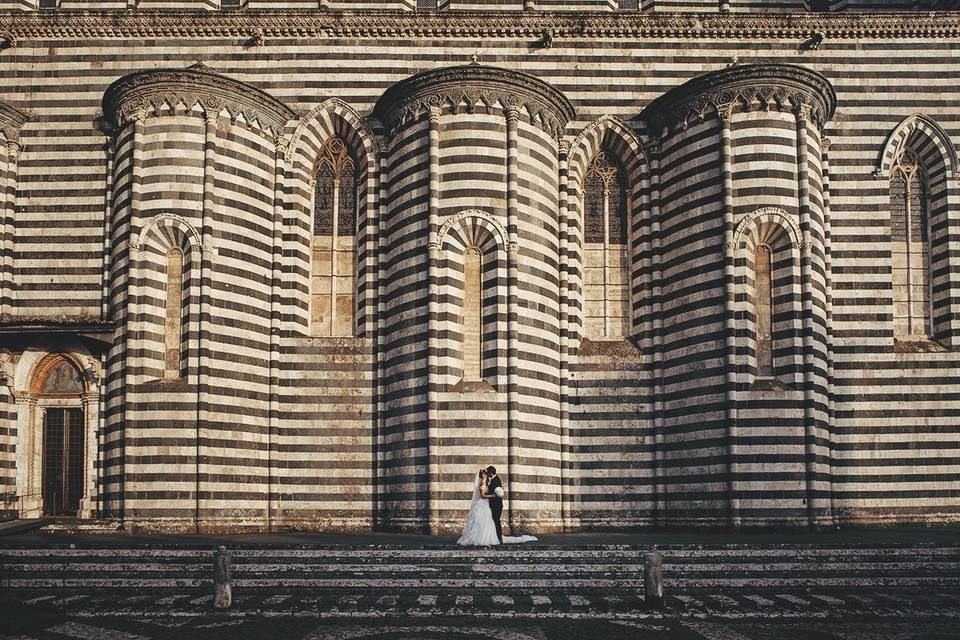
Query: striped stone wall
3 0 938 10
0 7 959 532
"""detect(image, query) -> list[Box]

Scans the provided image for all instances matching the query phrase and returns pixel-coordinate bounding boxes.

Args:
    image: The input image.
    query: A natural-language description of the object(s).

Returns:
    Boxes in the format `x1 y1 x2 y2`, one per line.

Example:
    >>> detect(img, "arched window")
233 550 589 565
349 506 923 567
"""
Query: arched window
754 245 774 377
890 148 931 339
583 150 630 340
312 137 357 337
462 247 483 381
164 247 184 380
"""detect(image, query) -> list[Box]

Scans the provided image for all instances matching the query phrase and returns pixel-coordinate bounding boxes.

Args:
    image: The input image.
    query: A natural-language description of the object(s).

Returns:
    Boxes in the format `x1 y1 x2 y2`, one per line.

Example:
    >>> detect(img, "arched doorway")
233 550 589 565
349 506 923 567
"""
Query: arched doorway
35 358 85 517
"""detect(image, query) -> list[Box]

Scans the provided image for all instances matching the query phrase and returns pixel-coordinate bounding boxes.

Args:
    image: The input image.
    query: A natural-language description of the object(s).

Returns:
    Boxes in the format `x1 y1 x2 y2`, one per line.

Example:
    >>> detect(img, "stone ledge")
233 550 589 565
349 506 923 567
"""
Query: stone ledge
1 10 959 40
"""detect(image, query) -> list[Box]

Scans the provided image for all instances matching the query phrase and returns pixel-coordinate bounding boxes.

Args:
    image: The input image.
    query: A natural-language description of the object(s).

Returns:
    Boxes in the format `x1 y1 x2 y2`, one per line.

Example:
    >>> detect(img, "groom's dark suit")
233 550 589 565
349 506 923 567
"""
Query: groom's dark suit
487 474 503 543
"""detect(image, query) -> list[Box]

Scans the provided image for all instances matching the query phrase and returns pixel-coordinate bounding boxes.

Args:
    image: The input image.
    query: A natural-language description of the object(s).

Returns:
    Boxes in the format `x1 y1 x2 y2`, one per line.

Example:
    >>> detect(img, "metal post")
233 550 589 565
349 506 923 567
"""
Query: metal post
213 546 232 609
644 549 663 604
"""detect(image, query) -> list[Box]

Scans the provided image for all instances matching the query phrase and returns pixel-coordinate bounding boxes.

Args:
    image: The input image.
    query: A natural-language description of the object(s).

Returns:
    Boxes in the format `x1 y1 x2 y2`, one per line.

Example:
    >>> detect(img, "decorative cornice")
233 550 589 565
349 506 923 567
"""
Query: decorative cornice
4 10 956 41
0 100 29 142
373 64 575 138
642 63 836 134
102 62 295 134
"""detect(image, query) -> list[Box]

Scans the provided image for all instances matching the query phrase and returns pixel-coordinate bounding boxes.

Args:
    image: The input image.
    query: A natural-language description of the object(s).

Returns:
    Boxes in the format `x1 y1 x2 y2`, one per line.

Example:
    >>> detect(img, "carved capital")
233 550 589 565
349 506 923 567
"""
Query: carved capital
794 101 813 125
821 136 831 153
5 137 22 159
13 392 36 406
716 102 735 122
274 133 290 156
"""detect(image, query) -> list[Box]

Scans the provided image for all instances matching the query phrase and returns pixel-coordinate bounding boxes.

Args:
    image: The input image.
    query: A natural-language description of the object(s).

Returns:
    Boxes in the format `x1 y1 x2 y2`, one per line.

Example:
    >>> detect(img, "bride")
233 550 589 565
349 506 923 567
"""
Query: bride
456 469 537 546
457 469 500 546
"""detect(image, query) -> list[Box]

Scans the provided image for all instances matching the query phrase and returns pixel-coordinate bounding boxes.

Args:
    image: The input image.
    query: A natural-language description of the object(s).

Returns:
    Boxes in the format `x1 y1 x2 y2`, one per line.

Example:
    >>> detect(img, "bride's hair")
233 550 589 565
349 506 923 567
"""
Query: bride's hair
478 469 487 480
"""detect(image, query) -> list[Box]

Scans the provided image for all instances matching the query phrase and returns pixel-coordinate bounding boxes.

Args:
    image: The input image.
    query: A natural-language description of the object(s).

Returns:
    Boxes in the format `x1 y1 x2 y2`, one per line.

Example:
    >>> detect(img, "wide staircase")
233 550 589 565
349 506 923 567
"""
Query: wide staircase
2 544 959 592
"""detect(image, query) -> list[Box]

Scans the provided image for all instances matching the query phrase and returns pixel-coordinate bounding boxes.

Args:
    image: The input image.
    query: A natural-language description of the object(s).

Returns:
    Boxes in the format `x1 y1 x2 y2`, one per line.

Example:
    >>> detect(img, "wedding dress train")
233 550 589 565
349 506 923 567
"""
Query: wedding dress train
456 477 538 546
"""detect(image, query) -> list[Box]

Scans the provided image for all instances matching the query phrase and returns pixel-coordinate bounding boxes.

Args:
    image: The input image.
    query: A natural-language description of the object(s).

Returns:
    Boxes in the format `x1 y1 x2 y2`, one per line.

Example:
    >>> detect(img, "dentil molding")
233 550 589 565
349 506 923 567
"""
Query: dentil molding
1 10 959 40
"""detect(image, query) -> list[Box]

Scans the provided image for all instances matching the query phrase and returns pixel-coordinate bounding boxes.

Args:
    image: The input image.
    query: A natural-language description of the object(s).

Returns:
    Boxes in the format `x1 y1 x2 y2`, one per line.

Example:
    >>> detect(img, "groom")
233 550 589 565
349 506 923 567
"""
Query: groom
485 465 503 544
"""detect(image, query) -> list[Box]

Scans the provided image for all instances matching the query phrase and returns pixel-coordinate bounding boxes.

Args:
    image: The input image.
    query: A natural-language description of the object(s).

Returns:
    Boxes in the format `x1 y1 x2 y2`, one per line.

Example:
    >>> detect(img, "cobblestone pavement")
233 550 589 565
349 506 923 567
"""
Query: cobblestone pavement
1 588 958 639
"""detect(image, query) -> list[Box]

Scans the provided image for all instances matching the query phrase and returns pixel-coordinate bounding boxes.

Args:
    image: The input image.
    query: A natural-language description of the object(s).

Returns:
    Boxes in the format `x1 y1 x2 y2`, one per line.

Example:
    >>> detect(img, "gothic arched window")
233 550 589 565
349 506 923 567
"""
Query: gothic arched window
890 148 931 339
312 137 357 337
164 247 184 380
583 150 630 340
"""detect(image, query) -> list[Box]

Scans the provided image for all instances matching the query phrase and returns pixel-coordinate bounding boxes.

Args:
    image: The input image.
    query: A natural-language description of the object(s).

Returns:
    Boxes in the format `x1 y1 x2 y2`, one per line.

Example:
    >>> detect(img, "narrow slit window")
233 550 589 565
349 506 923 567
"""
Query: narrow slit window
755 245 774 377
462 247 483 381
164 247 184 380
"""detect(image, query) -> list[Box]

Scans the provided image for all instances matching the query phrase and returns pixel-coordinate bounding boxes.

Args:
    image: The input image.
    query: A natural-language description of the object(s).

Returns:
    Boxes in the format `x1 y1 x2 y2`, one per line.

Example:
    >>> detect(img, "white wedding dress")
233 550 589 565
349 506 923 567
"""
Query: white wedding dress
456 477 538 546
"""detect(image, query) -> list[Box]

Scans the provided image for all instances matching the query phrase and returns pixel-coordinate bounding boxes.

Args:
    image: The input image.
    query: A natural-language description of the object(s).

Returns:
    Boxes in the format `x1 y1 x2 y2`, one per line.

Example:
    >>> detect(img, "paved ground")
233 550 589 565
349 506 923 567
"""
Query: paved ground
1 589 958 639
1 529 957 638
3 526 959 548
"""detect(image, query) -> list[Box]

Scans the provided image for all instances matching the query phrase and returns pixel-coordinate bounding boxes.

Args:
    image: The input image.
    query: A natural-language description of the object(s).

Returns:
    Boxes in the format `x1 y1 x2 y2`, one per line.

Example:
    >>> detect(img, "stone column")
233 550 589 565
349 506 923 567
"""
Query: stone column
646 139 666 526
557 139 571 530
718 104 740 529
13 393 40 517
267 134 288 530
1 138 22 318
795 102 824 529
505 105 520 534
121 111 145 526
79 390 100 518
426 107 442 534
196 103 221 532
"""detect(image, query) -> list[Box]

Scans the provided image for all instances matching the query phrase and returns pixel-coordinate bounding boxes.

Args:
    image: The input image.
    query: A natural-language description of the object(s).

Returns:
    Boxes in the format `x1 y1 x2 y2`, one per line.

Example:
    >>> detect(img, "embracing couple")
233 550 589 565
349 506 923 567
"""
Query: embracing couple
456 465 536 547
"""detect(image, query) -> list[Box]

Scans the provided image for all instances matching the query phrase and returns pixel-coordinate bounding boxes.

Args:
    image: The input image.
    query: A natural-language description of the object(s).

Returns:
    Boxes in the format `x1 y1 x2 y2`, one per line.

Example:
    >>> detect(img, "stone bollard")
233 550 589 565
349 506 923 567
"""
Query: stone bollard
644 549 663 605
213 546 232 610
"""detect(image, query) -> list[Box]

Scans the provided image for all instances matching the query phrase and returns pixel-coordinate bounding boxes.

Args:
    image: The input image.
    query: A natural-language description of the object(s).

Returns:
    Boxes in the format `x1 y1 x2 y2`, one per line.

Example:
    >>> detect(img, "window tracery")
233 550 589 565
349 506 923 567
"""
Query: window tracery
890 147 931 339
312 136 358 337
583 149 630 340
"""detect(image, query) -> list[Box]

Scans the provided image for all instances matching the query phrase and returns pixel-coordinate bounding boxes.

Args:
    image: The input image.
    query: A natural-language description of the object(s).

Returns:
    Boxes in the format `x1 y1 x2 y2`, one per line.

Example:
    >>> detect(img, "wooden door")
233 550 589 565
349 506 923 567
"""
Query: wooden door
42 408 84 517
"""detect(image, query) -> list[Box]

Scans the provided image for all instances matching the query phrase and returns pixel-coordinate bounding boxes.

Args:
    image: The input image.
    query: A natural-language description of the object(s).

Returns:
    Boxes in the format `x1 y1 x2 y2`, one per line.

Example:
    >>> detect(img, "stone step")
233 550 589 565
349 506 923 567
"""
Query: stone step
2 545 958 591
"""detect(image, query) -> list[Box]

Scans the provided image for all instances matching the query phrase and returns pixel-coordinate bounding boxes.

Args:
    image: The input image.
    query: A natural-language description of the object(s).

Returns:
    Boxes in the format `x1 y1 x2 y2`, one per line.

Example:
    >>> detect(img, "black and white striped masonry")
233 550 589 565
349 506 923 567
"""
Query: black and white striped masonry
0 2 959 534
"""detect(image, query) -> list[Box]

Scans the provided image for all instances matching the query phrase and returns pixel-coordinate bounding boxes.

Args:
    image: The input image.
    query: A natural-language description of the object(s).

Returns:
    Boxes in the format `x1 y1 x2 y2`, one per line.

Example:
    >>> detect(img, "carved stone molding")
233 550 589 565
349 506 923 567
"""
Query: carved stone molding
732 207 803 252
373 64 575 138
436 209 509 250
102 62 295 135
642 63 837 135
2 10 959 41
0 100 28 142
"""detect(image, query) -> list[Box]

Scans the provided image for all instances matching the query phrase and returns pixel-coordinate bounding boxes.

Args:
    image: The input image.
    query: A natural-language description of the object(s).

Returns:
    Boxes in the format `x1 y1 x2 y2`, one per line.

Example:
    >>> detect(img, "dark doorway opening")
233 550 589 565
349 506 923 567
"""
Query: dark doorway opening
42 407 84 517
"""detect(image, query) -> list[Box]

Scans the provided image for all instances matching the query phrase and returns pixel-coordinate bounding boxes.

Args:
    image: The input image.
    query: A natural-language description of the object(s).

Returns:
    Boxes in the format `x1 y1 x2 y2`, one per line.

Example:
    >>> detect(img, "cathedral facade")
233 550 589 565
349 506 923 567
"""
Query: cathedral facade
1 0 959 533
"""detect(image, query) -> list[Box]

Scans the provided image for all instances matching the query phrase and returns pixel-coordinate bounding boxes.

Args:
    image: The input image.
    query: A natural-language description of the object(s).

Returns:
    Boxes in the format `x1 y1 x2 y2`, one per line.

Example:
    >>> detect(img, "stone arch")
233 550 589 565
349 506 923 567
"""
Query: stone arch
733 207 803 252
136 213 203 256
285 99 382 338
567 115 647 188
437 209 507 253
11 341 101 519
877 114 958 180
437 210 507 388
133 214 202 381
733 208 804 385
567 117 648 342
878 115 960 344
